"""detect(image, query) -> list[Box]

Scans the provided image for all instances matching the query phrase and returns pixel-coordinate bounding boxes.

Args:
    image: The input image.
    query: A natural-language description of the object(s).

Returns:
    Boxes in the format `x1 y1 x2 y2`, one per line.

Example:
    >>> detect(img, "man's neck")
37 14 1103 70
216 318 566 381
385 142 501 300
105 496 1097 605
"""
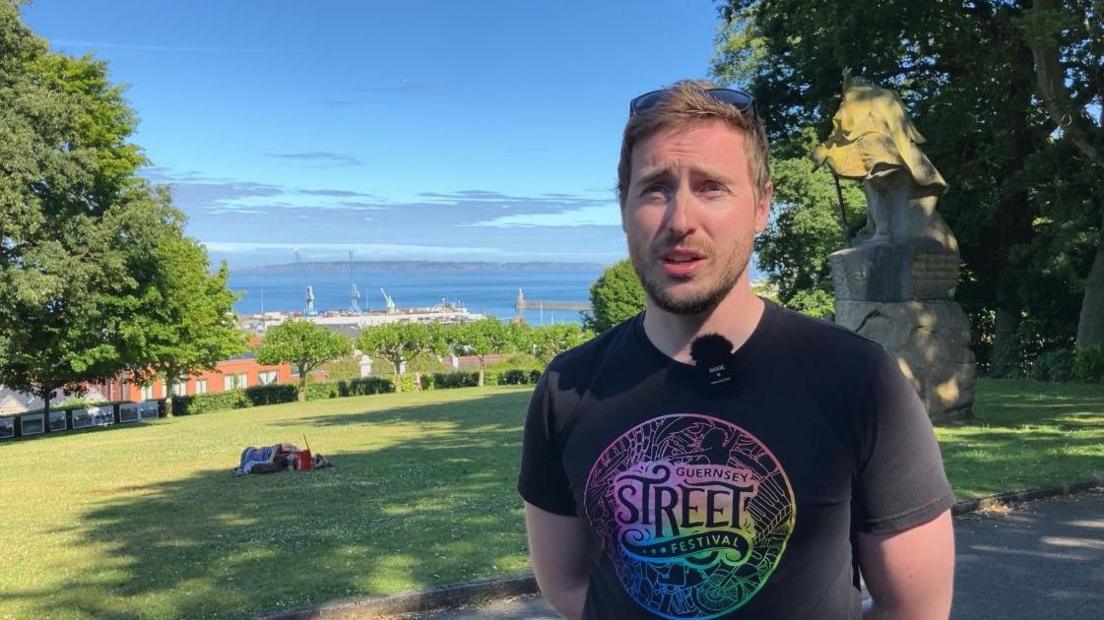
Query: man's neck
641 283 765 364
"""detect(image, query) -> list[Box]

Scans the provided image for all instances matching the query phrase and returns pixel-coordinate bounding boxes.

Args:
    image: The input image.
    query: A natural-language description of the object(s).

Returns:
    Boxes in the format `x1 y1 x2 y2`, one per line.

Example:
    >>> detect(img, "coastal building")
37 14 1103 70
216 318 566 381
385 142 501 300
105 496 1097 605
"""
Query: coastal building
95 353 293 402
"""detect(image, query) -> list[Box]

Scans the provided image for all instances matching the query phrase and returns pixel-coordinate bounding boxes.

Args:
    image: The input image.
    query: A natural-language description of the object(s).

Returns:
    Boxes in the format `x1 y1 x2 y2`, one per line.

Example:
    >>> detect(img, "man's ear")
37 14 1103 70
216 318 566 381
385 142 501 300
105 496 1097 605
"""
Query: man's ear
755 180 773 233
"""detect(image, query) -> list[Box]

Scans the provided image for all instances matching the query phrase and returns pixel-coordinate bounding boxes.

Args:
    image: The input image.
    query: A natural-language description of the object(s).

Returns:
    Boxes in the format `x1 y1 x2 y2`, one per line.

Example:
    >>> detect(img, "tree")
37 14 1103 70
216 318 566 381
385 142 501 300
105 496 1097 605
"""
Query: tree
0 2 173 421
530 323 594 363
712 0 1079 374
586 259 646 332
256 320 350 400
450 318 515 387
1020 0 1103 347
355 322 435 392
121 199 248 415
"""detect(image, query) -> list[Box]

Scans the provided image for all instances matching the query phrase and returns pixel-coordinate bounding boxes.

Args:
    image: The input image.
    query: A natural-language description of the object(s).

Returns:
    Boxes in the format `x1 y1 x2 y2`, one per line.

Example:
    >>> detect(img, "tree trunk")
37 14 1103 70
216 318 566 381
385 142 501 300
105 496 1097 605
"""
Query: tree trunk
1028 0 1101 164
164 370 176 417
478 356 485 387
1077 238 1104 348
40 387 52 433
991 305 1022 377
298 374 307 401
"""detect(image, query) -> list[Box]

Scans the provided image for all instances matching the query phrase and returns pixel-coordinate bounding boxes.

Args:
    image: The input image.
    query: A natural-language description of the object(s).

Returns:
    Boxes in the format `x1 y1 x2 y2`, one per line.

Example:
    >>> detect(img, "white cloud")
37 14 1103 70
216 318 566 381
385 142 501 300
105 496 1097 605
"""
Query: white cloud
467 204 621 228
200 241 504 257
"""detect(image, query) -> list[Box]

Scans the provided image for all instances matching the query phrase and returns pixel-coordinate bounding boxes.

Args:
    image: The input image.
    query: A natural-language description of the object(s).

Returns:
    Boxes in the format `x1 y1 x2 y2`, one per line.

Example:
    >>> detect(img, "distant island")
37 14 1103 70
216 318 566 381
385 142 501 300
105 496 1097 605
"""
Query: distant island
238 260 607 274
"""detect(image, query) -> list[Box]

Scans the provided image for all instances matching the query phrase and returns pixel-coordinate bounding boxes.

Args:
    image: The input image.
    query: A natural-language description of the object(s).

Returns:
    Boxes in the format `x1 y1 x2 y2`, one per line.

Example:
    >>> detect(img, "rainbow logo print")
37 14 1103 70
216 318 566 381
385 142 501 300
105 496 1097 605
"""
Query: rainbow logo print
584 414 795 619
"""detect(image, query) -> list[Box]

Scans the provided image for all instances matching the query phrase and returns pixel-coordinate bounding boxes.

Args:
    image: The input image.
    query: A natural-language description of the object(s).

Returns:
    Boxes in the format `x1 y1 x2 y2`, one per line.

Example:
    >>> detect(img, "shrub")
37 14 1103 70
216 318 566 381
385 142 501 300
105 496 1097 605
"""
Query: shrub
340 377 393 396
174 390 251 415
397 374 420 393
429 371 480 389
487 368 542 386
245 384 299 406
305 382 341 401
1031 348 1075 383
1074 345 1104 383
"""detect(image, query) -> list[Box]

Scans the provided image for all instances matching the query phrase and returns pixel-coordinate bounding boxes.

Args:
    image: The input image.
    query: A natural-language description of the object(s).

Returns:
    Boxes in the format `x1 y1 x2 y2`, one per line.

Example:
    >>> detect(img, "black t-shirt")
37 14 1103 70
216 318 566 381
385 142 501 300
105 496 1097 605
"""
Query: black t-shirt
518 301 954 619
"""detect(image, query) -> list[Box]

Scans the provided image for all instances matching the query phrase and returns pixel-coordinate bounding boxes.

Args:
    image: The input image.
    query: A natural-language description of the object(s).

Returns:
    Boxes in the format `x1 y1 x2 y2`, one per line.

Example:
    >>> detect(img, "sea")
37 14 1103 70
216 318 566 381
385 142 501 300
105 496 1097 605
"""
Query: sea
228 265 605 325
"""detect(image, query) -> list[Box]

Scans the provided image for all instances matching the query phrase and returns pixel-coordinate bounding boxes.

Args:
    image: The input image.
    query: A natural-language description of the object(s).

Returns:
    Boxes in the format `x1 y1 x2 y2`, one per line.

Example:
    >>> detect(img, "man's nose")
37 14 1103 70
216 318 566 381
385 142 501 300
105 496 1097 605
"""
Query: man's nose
665 185 696 237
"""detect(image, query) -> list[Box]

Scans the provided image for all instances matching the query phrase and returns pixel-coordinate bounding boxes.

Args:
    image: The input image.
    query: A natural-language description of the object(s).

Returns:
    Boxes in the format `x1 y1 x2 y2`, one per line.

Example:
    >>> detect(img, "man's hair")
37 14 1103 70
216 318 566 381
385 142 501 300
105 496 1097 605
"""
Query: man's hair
616 80 770 207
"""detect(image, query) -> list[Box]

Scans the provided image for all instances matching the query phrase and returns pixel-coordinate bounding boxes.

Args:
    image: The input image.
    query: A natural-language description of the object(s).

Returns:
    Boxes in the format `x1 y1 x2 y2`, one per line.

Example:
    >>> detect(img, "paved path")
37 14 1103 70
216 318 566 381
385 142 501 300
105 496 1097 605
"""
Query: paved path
396 489 1104 619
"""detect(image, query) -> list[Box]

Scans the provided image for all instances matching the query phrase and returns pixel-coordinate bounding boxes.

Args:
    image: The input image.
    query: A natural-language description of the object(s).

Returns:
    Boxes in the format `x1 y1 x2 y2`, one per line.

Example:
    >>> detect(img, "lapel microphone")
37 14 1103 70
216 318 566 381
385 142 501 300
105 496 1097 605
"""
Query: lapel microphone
690 333 736 388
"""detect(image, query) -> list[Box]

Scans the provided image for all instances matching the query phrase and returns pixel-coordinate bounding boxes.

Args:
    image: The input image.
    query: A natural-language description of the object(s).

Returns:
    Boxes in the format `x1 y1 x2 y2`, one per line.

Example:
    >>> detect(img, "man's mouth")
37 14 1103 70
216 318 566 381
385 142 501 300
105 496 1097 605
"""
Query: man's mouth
660 249 705 277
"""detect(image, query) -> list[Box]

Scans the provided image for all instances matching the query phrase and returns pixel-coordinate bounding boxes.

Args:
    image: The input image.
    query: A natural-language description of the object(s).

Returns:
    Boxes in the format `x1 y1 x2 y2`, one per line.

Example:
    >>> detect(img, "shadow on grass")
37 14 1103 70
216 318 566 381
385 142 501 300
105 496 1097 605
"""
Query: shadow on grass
938 380 1104 499
3 391 533 619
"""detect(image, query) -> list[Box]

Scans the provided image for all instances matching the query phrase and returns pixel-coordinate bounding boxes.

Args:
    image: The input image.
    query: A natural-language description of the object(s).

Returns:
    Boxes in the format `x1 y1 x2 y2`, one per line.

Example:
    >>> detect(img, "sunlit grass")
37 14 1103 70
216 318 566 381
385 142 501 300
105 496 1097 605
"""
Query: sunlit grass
0 387 535 619
937 379 1104 500
1 379 1101 618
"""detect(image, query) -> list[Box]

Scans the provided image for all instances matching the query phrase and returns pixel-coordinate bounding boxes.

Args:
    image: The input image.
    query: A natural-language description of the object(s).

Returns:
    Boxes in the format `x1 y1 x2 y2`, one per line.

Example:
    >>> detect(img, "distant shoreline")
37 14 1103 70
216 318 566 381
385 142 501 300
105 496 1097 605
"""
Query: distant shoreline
237 260 608 274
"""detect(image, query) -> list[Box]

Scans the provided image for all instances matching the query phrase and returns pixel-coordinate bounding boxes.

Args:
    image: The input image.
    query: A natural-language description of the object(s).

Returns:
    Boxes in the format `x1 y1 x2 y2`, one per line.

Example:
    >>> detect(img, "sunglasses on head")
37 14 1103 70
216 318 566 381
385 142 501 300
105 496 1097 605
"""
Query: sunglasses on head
629 87 757 117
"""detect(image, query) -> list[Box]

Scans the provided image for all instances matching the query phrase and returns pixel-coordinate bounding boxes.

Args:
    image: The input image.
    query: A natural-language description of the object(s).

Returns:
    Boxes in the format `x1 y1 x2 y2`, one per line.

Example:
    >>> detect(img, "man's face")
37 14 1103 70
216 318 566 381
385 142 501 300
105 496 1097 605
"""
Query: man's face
622 120 770 315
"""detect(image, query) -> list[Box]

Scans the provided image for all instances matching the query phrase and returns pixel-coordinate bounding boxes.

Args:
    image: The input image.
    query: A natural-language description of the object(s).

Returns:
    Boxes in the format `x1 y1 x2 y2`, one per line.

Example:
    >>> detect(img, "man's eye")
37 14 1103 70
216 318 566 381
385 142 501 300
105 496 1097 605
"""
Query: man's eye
701 181 727 194
641 184 667 197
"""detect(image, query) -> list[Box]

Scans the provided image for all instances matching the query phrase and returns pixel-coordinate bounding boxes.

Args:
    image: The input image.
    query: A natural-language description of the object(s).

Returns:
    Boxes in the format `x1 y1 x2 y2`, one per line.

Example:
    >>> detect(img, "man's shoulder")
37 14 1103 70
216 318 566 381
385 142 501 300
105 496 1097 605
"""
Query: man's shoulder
544 315 641 385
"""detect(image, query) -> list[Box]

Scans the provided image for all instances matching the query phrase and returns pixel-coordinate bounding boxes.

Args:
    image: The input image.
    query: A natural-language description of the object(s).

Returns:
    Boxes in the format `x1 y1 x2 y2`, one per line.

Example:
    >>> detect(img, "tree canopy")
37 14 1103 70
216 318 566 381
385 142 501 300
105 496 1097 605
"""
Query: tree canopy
122 198 248 414
1 3 228 416
712 0 1102 373
256 320 350 400
355 322 438 391
529 323 593 363
0 2 248 417
586 259 646 332
449 318 517 386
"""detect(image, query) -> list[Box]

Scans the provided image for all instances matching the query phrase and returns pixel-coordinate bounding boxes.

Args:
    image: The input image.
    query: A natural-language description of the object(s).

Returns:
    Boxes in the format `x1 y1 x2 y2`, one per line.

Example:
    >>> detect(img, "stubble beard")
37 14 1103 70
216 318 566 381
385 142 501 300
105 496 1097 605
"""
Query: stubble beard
629 237 750 316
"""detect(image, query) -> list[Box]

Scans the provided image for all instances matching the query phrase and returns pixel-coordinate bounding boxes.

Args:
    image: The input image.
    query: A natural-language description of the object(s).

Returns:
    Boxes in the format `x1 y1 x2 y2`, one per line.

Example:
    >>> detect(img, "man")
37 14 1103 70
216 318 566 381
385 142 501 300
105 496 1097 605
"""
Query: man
518 81 955 619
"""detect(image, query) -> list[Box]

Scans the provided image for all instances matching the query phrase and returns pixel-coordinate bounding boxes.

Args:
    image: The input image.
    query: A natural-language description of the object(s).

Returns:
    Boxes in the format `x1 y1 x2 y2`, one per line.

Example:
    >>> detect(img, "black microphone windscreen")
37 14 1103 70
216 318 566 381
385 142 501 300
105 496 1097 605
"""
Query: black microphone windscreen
690 334 736 387
690 333 734 365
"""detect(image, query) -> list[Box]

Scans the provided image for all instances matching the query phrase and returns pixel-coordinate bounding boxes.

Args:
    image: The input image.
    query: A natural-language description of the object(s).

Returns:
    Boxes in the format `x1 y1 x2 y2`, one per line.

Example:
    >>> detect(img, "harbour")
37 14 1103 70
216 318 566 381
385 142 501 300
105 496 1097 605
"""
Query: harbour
229 263 604 329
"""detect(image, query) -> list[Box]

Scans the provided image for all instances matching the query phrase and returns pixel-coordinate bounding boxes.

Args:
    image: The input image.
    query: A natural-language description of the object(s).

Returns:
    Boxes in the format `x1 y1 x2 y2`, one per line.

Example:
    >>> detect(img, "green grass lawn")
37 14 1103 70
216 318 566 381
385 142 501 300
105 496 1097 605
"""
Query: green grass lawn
1 379 1102 619
937 379 1104 499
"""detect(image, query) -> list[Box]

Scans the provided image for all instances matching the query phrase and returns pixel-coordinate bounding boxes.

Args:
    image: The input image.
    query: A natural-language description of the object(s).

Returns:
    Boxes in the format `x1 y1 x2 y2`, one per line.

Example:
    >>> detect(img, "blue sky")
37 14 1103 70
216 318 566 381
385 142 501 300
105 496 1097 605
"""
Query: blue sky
21 1 727 269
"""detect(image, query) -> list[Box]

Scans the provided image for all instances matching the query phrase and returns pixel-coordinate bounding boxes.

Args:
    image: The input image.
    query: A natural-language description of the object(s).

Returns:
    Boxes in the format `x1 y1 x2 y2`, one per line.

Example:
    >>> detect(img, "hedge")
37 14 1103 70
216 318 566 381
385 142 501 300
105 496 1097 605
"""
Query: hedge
174 390 251 415
306 377 395 401
176 384 299 414
487 369 542 386
171 367 540 414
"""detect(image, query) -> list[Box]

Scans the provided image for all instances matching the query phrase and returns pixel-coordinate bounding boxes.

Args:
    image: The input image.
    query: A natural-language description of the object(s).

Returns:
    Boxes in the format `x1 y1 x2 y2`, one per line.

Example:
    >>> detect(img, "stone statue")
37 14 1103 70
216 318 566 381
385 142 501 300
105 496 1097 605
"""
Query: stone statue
812 75 957 252
816 75 975 422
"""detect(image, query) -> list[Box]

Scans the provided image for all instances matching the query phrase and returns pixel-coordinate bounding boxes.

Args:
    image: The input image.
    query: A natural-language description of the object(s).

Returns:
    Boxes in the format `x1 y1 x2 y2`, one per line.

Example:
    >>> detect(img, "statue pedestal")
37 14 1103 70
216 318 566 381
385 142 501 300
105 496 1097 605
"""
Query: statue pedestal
831 242 976 422
830 242 960 302
835 300 975 422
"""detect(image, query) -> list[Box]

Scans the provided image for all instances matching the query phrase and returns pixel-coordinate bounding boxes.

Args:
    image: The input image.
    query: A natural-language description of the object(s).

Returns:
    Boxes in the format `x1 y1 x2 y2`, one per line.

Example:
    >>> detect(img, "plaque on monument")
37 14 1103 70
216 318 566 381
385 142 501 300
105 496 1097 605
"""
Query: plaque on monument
830 243 960 302
48 410 66 431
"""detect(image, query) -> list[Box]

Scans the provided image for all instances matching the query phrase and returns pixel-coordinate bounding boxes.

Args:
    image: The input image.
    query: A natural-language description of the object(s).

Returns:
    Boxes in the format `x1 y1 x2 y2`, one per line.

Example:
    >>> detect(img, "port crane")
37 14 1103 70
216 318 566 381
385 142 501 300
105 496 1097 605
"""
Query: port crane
380 289 397 315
